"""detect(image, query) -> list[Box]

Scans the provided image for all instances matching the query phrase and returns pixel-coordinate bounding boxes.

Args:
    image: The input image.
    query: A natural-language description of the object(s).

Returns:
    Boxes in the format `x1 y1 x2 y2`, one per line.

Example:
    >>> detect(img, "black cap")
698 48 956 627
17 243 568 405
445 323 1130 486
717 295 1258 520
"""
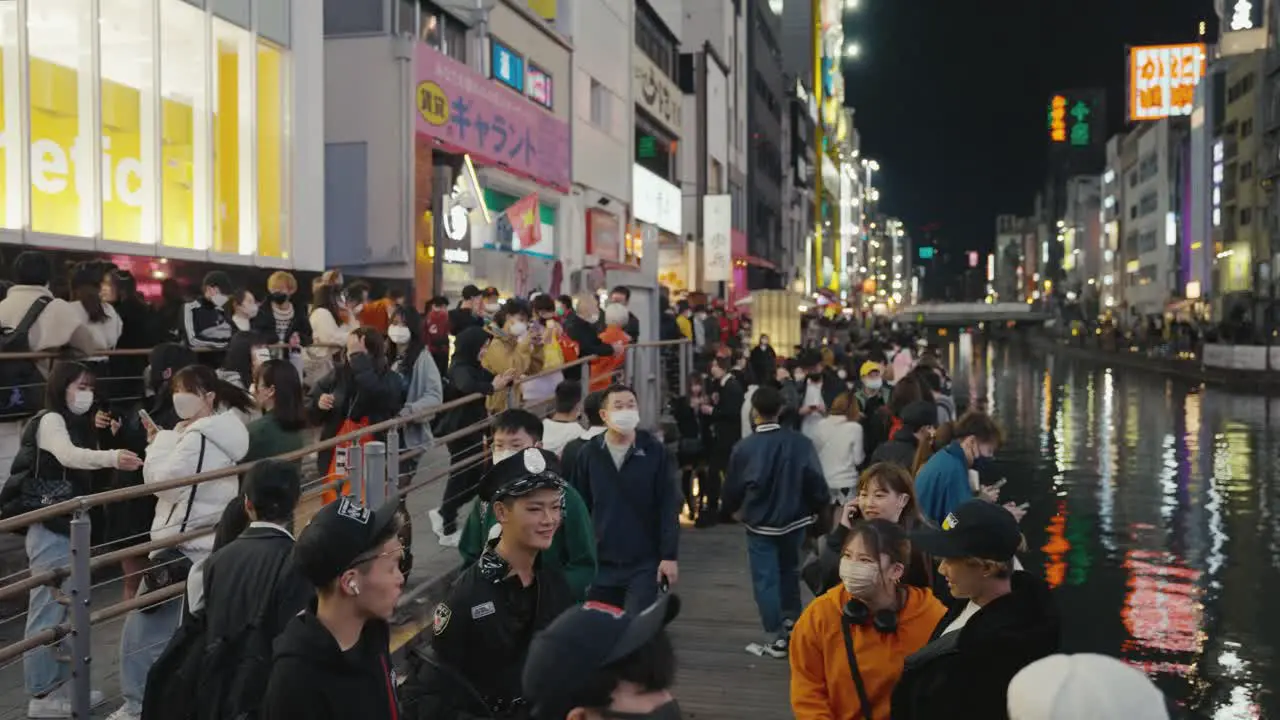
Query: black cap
477 448 565 503
292 497 400 587
900 401 938 432
523 593 681 718
911 499 1021 561
461 284 482 300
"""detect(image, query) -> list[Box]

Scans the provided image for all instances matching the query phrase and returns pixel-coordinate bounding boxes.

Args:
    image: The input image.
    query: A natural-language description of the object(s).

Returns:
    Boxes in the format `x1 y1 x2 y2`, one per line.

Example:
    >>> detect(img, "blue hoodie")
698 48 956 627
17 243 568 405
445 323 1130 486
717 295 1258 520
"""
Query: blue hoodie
913 440 972 525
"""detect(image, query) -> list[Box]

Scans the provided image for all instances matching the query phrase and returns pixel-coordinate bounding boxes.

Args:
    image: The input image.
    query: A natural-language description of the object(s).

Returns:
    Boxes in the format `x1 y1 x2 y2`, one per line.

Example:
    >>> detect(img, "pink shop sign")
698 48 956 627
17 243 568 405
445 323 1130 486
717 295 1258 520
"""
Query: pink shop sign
414 44 570 190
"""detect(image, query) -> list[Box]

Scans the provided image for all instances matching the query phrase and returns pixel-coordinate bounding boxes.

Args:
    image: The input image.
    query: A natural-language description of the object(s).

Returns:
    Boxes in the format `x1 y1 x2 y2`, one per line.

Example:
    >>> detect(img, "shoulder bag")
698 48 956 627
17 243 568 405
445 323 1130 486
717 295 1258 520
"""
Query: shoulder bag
140 434 207 608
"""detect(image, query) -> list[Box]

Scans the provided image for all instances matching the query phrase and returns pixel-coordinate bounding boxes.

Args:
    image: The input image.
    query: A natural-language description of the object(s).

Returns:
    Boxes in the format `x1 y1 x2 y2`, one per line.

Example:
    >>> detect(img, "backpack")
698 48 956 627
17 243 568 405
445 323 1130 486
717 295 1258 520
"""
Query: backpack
142 552 289 720
0 296 53 419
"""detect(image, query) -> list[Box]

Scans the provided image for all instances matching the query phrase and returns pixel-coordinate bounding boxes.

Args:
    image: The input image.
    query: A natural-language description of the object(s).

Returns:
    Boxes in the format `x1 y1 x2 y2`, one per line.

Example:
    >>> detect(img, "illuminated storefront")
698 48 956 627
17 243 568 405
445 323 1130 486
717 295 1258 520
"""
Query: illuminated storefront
1 0 315 268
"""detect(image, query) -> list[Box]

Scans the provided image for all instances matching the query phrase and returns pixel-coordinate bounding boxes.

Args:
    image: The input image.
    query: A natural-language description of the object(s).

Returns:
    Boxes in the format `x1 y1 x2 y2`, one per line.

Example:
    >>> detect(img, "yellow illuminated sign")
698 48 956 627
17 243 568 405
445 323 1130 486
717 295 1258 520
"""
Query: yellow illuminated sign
1049 95 1067 142
417 81 449 127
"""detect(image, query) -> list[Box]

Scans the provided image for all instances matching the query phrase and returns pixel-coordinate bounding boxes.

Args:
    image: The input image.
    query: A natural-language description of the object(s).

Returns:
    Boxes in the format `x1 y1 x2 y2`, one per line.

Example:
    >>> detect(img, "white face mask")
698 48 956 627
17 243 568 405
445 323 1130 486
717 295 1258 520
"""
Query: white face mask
252 347 272 366
67 389 94 416
607 409 640 432
492 448 518 465
839 558 884 598
793 370 806 382
241 302 259 319
837 369 848 380
485 302 501 313
172 392 208 420
210 292 228 308
508 321 528 338
388 326 412 345
864 377 883 391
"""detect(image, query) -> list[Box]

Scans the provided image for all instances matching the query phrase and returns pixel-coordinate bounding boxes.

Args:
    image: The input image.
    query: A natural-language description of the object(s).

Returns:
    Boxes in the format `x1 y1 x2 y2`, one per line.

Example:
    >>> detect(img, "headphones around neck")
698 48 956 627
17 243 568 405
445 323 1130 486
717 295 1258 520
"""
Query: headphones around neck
843 597 898 634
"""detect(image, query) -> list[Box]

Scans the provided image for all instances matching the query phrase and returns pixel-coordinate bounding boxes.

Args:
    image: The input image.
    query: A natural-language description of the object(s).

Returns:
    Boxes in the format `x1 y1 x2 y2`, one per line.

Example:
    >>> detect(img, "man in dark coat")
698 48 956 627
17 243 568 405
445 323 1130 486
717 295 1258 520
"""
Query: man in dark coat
700 356 745 527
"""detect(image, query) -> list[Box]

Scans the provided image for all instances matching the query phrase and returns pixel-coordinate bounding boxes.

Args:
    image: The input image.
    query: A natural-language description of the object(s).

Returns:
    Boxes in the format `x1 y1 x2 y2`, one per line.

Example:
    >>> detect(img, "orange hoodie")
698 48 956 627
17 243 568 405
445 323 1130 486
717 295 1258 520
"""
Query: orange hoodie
790 584 946 720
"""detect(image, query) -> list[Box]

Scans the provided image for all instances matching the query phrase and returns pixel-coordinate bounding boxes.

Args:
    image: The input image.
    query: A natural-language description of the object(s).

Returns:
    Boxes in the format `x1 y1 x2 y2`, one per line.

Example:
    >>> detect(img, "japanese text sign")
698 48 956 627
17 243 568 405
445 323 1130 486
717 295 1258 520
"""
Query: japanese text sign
491 39 525 92
1049 95 1067 142
527 64 553 109
1129 44 1206 121
415 44 570 190
632 49 682 136
1046 91 1099 148
703 194 731 282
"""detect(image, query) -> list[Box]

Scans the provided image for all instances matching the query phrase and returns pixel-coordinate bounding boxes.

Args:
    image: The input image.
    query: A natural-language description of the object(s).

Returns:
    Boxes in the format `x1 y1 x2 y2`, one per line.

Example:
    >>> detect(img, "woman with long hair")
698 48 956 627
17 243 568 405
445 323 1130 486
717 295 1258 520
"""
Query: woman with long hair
224 288 260 333
218 330 274 391
305 283 357 385
68 262 122 373
102 269 154 399
790 519 946 719
307 326 403 501
807 462 936 595
213 359 308 550
3 362 142 717
869 400 939 474
111 364 252 720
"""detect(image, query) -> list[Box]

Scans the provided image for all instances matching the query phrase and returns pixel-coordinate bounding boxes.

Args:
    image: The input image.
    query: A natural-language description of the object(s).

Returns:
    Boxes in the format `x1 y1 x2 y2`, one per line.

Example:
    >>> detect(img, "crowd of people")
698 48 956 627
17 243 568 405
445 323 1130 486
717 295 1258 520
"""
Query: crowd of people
0 249 1191 719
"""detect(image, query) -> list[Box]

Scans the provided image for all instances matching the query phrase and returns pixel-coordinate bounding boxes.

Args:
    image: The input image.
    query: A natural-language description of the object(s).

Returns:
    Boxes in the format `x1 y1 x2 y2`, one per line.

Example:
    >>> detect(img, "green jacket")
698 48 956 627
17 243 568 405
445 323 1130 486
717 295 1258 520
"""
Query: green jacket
243 413 305 464
459 484 597 601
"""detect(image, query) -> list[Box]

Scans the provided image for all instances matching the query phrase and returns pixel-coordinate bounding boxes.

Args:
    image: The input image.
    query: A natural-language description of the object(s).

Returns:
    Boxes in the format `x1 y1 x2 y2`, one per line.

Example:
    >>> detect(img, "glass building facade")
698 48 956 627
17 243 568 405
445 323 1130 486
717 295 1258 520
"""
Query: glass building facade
2 0 294 263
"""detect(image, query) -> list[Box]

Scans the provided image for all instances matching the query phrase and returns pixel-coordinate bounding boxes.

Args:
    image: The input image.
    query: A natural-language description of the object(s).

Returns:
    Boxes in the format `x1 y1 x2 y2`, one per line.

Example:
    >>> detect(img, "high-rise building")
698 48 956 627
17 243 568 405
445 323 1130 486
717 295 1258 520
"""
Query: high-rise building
1118 120 1187 317
745 0 786 288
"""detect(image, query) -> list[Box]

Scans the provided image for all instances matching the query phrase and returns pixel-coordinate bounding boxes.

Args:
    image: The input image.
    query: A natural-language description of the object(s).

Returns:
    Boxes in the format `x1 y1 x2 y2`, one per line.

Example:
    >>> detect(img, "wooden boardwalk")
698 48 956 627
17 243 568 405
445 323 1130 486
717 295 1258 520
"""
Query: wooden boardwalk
667 524 795 719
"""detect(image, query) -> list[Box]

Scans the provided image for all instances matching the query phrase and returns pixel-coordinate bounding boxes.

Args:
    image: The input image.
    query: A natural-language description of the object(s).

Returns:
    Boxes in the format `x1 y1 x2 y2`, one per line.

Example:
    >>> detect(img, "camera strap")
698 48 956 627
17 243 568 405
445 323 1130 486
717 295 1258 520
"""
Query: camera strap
840 620 875 720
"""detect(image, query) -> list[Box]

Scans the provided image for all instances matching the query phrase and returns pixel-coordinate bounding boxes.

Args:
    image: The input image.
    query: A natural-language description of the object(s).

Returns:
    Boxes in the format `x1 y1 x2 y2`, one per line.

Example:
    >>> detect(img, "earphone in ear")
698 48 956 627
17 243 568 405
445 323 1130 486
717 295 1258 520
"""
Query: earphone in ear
348 581 360 596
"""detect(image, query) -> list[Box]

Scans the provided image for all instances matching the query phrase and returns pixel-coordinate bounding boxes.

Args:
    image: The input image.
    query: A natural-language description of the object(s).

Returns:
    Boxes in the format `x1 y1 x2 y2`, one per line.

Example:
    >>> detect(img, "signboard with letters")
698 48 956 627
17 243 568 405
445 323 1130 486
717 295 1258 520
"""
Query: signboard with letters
632 165 681 235
1128 44 1206 121
703 194 731 282
527 63 553 109
632 49 682 136
415 44 570 190
1046 89 1103 149
491 39 525 92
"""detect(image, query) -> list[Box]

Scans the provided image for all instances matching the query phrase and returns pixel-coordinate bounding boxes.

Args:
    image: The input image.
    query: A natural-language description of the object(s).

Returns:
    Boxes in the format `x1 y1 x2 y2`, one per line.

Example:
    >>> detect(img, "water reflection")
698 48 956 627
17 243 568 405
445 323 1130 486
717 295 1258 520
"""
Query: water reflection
969 341 1277 718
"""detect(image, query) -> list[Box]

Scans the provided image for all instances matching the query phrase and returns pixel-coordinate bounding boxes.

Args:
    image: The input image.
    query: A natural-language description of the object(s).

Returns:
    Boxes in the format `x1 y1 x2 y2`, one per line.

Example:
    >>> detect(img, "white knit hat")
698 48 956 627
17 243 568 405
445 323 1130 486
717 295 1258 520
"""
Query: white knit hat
1007 653 1170 720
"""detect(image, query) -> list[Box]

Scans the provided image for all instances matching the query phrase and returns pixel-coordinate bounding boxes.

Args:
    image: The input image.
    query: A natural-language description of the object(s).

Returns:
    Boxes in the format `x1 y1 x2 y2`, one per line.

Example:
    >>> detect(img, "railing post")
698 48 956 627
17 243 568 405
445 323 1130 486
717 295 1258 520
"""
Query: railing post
582 358 592 395
68 510 91 720
625 346 636 387
385 428 402 496
349 445 365 505
678 342 689 397
363 442 387 508
506 385 517 409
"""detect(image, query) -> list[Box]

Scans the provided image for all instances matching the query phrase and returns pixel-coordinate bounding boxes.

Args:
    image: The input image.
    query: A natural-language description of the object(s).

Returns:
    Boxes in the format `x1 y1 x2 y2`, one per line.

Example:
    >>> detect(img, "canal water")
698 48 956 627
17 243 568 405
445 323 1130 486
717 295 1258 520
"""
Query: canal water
954 339 1278 719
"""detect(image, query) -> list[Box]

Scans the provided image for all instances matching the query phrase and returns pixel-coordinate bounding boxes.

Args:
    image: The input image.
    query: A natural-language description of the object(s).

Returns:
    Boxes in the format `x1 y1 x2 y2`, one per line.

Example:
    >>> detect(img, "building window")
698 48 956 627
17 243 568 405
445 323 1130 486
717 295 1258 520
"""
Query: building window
408 1 467 63
100 0 159 243
1241 207 1253 225
212 18 254 254
590 78 611 129
1242 161 1253 180
29 0 96 236
709 158 723 194
635 6 676 79
324 0 383 35
634 117 676 183
1128 171 1138 188
161 0 211 250
1243 118 1254 137
257 39 290 258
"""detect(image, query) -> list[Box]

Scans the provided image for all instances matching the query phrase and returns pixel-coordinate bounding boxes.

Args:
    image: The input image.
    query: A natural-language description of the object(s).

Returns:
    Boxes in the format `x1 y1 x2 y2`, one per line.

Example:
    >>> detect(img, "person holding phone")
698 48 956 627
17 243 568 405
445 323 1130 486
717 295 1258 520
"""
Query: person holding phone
480 300 544 413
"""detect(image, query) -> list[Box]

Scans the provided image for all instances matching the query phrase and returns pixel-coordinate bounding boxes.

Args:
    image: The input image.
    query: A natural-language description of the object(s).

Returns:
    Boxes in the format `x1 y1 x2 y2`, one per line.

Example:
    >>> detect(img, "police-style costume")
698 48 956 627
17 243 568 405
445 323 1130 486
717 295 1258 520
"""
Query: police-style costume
401 449 575 720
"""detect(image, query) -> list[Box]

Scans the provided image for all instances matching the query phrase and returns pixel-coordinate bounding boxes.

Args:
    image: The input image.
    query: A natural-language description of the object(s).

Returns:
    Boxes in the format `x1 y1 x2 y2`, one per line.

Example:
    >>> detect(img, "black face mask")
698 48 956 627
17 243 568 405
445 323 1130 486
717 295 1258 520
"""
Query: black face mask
604 700 683 719
270 292 289 305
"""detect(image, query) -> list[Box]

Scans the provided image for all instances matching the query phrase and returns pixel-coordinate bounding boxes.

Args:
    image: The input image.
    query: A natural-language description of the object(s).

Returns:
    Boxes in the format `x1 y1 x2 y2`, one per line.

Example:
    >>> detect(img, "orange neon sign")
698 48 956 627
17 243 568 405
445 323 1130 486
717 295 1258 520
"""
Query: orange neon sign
1129 44 1207 121
1049 95 1067 142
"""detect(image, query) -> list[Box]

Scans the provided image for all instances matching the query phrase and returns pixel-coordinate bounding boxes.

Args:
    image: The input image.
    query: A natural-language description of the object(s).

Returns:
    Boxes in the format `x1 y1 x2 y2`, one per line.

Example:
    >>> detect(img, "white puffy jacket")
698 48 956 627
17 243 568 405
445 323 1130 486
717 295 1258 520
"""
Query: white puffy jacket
143 410 250 559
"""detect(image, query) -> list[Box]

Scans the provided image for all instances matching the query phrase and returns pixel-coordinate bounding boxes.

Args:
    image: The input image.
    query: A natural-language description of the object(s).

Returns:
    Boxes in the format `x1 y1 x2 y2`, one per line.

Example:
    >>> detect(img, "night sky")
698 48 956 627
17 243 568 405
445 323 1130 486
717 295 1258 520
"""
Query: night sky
842 0 1214 297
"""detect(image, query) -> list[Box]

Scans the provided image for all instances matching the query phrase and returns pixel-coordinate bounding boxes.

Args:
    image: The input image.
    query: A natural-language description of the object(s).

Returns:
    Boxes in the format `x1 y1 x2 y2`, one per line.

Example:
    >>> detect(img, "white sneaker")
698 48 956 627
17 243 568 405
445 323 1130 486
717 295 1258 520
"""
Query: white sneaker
26 686 107 718
438 529 461 548
745 637 789 659
428 508 446 539
105 707 141 720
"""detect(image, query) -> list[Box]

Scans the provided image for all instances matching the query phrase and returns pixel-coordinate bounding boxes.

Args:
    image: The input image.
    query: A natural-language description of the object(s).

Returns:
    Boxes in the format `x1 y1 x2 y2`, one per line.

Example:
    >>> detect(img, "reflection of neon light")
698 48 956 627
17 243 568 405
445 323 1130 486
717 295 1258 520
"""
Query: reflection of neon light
1041 501 1069 589
1121 549 1203 657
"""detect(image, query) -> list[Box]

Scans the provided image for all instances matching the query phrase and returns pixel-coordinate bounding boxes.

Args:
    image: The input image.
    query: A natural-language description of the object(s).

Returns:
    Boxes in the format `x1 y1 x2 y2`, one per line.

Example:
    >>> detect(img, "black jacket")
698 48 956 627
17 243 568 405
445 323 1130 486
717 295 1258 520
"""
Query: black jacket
308 352 404 473
403 543 574 719
870 427 920 471
200 525 314 719
560 311 615 381
0 411 95 535
748 345 777 385
596 310 641 343
448 307 484 337
708 375 745 449
721 425 827 535
251 302 313 346
182 297 234 349
261 610 398 720
571 431 680 569
891 571 1061 720
436 327 496 438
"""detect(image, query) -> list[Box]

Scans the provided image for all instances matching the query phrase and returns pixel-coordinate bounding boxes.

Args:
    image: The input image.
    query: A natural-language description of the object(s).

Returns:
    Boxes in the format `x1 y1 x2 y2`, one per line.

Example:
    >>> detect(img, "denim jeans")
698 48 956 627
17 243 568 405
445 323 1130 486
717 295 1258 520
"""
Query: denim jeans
118 594 183 714
745 528 805 636
24 523 72 697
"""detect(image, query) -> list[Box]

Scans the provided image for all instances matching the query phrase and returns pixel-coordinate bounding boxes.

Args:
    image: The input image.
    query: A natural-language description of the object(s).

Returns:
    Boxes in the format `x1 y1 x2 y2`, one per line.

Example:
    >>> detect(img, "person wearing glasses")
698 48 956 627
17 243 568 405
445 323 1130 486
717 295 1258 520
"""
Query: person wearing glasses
260 497 406 720
402 448 576 720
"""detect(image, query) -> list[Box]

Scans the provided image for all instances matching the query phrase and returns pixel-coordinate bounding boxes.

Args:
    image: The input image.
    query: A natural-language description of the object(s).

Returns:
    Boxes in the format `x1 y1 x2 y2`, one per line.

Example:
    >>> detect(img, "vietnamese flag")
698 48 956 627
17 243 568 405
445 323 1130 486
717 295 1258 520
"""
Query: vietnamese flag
505 192 542 251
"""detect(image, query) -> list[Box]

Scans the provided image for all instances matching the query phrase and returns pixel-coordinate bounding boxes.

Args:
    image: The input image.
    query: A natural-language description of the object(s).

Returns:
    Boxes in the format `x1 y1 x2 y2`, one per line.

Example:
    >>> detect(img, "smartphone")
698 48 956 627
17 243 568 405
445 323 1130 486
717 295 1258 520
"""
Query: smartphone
992 478 1008 490
138 409 158 434
1016 502 1031 512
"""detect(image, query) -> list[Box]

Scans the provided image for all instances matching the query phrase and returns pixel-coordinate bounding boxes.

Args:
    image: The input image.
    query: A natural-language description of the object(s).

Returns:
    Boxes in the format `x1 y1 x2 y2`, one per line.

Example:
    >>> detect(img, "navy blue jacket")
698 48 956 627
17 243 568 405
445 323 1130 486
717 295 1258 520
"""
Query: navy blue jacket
571 430 680 568
722 424 829 535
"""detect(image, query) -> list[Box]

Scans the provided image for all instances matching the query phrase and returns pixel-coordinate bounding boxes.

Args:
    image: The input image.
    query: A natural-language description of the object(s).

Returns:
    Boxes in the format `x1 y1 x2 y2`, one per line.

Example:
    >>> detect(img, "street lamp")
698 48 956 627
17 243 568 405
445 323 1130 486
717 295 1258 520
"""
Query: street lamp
844 0 859 9
845 42 860 58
